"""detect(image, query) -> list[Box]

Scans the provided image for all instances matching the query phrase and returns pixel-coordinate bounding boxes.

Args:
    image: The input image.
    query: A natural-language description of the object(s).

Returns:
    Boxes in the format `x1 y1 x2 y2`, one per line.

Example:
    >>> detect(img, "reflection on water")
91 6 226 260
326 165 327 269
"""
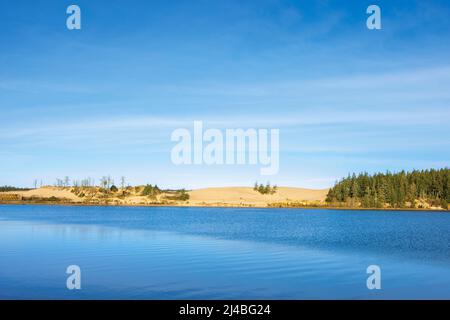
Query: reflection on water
0 205 449 299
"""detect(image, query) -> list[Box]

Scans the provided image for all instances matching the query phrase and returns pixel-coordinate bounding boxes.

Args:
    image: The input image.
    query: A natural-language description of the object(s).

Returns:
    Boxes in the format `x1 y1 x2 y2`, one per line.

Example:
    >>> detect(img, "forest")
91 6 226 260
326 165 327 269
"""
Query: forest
0 186 31 192
326 168 450 209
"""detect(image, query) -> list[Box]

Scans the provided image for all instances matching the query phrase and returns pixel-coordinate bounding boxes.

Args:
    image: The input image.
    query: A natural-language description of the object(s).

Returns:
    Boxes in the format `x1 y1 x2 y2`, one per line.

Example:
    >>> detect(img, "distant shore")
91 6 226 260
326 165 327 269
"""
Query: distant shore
0 186 328 208
0 201 447 212
0 186 447 211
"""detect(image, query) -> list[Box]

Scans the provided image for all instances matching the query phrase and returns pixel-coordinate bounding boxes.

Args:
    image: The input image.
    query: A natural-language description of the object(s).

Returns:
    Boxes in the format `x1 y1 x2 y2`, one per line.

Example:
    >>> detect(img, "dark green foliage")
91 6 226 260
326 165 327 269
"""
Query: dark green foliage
110 185 118 192
141 184 161 197
326 168 450 209
254 182 277 195
164 189 189 201
0 186 31 192
179 189 190 201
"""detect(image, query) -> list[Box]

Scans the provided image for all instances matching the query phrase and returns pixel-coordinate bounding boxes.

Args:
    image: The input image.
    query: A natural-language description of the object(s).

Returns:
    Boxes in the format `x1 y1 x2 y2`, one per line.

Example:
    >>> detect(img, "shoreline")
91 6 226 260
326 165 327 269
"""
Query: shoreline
1 186 447 211
0 201 447 212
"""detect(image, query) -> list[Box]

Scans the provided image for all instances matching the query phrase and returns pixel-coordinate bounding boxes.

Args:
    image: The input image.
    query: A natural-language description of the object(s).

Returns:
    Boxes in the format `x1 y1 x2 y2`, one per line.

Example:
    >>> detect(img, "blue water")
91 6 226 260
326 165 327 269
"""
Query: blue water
0 205 449 299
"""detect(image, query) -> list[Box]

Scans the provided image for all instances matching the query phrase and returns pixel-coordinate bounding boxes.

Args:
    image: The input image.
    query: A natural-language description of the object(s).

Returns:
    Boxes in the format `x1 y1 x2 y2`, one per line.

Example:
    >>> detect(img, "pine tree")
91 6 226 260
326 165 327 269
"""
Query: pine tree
326 168 449 209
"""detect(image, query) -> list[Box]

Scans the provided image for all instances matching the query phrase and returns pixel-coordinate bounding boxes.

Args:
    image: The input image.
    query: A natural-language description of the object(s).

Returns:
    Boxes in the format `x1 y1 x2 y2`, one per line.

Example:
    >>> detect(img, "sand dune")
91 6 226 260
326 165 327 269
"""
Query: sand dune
4 187 81 201
188 187 329 207
1 186 329 207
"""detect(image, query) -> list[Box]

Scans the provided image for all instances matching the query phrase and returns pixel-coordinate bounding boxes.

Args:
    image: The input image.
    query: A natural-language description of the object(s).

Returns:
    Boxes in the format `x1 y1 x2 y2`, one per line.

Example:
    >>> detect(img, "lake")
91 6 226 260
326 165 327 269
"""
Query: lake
0 205 449 299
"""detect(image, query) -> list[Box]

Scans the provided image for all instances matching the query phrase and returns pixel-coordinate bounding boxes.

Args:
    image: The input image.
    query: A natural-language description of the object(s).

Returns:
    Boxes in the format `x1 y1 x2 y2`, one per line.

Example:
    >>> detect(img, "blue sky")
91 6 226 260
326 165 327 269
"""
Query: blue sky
1 0 449 189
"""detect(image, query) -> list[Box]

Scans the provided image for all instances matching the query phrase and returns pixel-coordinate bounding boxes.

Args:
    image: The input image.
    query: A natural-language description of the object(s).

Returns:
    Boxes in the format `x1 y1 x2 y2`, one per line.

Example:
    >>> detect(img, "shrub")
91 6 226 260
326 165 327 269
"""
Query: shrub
164 189 189 201
254 182 277 195
141 184 161 197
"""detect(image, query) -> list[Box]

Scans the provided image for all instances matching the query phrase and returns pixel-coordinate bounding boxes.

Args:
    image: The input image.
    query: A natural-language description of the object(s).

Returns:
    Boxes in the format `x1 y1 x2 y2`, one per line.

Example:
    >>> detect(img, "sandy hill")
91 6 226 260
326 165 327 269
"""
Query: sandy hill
188 187 329 207
1 186 329 207
3 187 81 201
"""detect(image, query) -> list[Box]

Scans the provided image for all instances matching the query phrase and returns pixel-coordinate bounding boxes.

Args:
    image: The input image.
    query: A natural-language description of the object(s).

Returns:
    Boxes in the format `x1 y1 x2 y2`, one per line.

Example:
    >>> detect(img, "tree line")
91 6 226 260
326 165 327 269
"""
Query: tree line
326 168 450 209
0 186 32 192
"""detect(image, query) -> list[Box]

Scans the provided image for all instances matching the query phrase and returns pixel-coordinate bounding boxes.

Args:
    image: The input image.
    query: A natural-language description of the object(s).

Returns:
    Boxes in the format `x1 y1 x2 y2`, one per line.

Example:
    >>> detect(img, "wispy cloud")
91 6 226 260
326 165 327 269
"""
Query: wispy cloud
137 65 450 98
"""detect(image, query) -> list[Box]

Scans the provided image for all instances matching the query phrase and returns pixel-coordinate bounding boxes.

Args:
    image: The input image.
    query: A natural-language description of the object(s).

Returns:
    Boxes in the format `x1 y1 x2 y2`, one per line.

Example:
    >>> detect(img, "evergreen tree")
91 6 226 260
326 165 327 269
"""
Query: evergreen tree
326 168 449 209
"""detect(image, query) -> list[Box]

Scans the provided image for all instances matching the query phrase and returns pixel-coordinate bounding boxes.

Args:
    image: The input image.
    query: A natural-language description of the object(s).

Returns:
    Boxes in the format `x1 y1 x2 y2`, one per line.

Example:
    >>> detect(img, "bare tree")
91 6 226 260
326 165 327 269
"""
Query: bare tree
100 176 108 190
81 178 93 188
33 179 38 189
64 176 70 187
120 176 126 190
107 176 113 189
55 178 64 187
